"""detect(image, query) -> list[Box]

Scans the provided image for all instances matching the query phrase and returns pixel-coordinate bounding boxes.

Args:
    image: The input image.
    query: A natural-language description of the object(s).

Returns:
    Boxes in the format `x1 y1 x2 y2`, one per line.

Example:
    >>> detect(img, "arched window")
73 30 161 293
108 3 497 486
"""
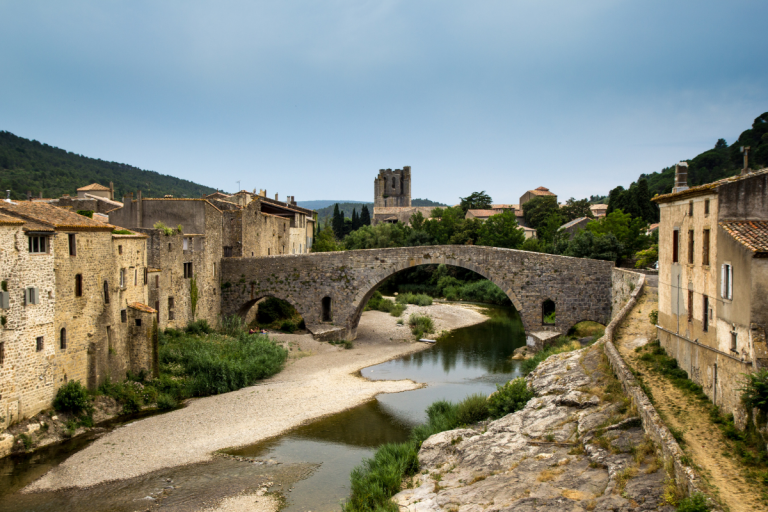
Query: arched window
60 328 67 350
75 274 83 297
103 280 110 304
542 299 556 325
321 296 332 322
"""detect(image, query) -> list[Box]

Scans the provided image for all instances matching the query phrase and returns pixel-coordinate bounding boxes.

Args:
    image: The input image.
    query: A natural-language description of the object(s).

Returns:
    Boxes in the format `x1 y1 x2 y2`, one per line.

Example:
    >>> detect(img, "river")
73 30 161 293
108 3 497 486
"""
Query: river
0 305 525 511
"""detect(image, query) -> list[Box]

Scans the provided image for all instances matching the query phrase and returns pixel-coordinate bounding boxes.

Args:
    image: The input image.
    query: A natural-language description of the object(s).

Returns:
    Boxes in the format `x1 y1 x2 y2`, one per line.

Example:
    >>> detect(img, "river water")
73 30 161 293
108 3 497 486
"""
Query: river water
0 306 525 511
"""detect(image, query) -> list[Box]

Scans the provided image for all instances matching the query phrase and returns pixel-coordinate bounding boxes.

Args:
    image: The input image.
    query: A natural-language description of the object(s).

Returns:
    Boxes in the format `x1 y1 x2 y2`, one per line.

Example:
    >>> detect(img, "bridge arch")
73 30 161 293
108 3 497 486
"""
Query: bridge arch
347 260 524 335
234 291 307 330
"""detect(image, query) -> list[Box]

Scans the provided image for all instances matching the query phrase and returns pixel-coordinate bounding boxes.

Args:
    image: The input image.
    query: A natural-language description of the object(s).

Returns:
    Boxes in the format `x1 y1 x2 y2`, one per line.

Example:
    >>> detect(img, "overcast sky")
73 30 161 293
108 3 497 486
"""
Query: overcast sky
2 1 766 204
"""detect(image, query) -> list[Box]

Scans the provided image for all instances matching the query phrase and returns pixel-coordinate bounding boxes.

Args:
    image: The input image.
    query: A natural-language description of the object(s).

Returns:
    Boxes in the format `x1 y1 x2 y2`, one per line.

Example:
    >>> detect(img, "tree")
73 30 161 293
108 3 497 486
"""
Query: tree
332 204 345 239
586 209 650 258
522 196 562 231
459 191 492 214
560 198 594 221
635 244 658 269
351 208 361 231
536 212 565 243
360 205 371 226
715 138 728 149
343 223 409 250
477 211 525 249
566 231 624 262
312 226 343 252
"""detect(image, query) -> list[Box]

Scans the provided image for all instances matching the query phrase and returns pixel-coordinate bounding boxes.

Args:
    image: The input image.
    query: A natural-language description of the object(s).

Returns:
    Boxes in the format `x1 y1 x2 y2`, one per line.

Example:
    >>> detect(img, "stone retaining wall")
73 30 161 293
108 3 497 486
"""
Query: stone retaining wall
601 270 709 500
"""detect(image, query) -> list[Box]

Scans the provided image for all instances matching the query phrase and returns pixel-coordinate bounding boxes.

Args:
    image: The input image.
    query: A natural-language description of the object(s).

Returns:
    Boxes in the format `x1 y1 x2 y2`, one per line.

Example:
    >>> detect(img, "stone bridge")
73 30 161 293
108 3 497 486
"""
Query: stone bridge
221 245 614 340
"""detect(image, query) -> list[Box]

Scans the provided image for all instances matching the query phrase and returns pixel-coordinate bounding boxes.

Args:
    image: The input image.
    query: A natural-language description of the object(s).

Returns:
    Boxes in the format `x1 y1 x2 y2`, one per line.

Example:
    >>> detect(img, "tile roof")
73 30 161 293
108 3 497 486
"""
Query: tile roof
648 223 660 232
720 221 768 254
466 209 499 218
128 302 157 314
653 168 768 204
528 187 555 196
77 183 111 191
373 206 436 215
83 193 123 207
590 204 608 209
559 216 590 230
0 201 114 231
491 204 518 210
0 212 24 225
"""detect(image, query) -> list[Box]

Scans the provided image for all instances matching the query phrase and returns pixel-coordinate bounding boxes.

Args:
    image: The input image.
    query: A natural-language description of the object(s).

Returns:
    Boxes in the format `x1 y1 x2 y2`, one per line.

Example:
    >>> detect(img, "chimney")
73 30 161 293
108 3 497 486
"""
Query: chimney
5 190 10 202
109 181 114 200
26 190 31 201
673 162 689 193
275 193 279 201
741 146 751 175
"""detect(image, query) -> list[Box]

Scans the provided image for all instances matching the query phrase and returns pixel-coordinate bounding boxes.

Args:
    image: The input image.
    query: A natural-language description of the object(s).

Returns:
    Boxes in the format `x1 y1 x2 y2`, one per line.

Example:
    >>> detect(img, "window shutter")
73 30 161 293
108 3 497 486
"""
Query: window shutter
728 265 733 300
0 291 8 309
721 265 725 298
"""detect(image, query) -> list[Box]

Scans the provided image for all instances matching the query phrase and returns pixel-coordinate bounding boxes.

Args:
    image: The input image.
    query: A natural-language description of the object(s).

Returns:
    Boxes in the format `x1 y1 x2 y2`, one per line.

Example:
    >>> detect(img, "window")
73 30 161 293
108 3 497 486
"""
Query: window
144 268 148 285
703 296 709 332
119 268 125 288
542 299 556 325
731 331 738 352
721 264 733 300
321 296 332 322
135 318 142 327
155 275 159 287
168 243 172 252
121 309 127 322
0 291 9 309
687 230 694 264
213 262 216 276
134 268 138 286
688 290 693 323
118 245 123 255
168 297 175 320
36 336 44 352
68 234 77 256
155 301 160 320
25 287 39 305
103 280 110 304
183 262 193 279
704 199 710 215
702 229 710 266
672 230 679 263
0 341 4 365
183 237 189 250
28 236 47 253
688 201 694 216
75 274 83 297
60 328 67 350
106 326 112 353
224 246 233 258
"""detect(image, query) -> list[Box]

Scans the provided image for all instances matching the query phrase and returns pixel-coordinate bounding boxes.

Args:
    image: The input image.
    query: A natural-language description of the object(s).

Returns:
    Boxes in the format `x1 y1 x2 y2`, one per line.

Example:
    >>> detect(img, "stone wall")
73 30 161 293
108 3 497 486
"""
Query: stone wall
611 267 644 320
0 225 56 427
221 245 614 340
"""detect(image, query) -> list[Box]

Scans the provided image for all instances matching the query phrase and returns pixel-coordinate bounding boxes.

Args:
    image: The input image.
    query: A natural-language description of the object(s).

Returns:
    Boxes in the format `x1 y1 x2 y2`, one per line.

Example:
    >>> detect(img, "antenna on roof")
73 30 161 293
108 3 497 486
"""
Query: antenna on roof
236 180 241 191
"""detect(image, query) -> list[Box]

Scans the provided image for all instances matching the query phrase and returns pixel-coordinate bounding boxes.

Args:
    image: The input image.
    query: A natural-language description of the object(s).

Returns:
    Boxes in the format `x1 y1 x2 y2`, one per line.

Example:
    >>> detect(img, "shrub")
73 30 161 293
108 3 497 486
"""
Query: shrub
186 319 212 335
280 320 297 333
649 309 658 325
488 377 534 418
455 394 489 425
111 229 133 235
521 336 581 375
741 369 768 413
156 393 178 410
344 442 419 512
53 381 92 416
153 221 175 236
456 280 510 305
76 210 94 218
390 304 406 317
408 313 435 339
396 292 433 306
221 315 247 337
676 492 712 512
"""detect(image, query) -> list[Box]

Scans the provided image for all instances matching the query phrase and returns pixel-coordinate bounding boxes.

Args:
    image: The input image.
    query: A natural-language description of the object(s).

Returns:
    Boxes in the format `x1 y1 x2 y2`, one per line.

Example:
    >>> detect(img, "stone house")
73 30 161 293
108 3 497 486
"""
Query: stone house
652 165 768 425
558 217 591 239
519 186 557 207
0 213 56 428
0 201 157 425
590 204 608 219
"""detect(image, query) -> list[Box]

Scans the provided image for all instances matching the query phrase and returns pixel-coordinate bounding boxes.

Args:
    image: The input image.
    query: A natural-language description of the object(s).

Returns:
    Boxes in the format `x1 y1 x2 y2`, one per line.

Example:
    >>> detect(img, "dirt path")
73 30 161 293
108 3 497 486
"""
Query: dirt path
613 279 764 512
25 302 487 493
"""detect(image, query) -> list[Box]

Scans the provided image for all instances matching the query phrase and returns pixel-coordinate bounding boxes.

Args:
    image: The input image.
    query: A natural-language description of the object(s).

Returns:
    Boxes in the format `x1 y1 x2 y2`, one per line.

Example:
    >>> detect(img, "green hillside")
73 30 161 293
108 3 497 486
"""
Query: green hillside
0 131 218 200
639 112 768 196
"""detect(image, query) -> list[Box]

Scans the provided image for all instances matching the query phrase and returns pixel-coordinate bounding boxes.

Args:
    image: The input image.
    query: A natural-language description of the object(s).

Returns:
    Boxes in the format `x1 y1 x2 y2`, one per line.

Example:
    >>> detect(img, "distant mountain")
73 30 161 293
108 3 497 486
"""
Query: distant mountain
0 130 218 200
314 198 448 224
297 200 368 210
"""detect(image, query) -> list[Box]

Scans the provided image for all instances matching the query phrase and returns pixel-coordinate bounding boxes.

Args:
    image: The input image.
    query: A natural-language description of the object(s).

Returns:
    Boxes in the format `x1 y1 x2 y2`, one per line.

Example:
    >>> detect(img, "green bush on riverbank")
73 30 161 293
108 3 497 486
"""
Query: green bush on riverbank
95 320 288 413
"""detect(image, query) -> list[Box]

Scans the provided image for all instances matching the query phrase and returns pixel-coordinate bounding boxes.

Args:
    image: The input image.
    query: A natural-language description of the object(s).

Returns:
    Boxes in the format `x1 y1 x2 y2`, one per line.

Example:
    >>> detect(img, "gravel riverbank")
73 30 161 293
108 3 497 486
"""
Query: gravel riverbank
26 302 487 493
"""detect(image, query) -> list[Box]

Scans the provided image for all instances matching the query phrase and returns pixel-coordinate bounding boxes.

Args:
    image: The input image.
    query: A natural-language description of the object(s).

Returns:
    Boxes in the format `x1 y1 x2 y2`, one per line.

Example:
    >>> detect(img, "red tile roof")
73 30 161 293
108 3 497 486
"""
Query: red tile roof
128 302 157 314
0 212 24 225
466 209 499 218
720 221 768 255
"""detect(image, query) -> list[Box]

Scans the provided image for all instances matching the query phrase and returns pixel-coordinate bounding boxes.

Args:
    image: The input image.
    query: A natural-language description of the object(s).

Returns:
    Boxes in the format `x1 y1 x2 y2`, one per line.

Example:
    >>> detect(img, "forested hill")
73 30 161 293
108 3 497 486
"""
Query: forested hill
0 131 218 200
637 112 768 196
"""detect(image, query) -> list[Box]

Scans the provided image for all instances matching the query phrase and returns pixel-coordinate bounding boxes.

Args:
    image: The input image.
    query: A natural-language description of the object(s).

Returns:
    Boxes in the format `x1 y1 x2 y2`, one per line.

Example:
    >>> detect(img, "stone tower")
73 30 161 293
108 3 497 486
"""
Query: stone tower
374 167 411 207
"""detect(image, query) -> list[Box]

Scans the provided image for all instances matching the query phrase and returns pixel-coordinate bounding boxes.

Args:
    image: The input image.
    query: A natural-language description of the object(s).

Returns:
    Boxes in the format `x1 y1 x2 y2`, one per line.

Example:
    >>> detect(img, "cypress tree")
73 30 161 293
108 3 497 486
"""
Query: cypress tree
332 204 343 238
351 208 360 231
360 205 371 226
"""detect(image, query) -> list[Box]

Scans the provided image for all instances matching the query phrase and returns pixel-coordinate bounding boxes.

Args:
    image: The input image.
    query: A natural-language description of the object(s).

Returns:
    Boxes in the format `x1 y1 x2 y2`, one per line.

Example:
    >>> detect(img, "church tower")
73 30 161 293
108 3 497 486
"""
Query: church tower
374 166 411 208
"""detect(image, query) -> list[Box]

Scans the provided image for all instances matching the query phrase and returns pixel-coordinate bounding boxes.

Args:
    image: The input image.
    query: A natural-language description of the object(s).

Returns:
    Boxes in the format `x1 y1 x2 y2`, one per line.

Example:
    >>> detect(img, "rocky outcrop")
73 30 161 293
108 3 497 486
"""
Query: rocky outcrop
392 345 675 511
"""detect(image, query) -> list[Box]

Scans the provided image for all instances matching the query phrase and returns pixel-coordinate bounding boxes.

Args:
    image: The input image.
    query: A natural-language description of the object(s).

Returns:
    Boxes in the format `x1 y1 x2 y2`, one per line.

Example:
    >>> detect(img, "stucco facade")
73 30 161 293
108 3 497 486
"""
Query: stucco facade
653 168 768 425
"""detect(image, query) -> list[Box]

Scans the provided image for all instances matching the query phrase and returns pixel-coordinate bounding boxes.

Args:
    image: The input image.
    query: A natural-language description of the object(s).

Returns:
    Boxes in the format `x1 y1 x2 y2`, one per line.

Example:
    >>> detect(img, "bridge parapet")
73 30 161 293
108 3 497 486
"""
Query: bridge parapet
220 245 614 340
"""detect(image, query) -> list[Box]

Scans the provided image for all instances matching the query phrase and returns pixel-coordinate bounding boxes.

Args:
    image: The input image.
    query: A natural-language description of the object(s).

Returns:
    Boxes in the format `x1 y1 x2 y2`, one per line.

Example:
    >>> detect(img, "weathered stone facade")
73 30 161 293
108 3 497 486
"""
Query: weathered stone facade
0 217 56 428
653 168 768 425
221 245 614 340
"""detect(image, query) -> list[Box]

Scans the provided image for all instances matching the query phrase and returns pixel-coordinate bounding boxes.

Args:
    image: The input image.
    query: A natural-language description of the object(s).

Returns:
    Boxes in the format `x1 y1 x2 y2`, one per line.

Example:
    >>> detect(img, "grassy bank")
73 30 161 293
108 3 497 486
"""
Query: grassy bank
54 319 289 422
